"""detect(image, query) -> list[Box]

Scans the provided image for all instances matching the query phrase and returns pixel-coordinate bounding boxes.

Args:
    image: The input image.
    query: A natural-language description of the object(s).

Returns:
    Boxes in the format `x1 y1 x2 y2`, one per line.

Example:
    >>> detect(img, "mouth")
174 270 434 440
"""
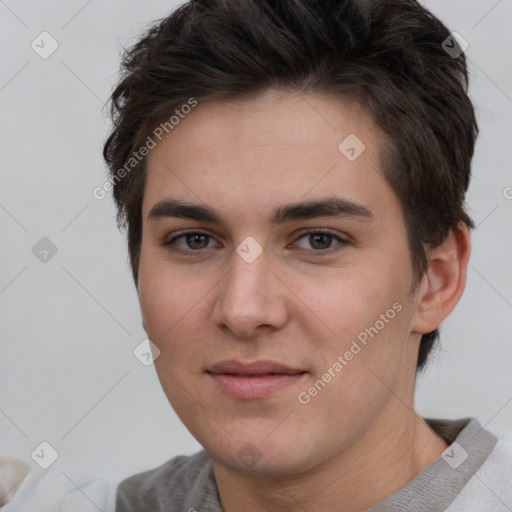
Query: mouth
206 359 308 399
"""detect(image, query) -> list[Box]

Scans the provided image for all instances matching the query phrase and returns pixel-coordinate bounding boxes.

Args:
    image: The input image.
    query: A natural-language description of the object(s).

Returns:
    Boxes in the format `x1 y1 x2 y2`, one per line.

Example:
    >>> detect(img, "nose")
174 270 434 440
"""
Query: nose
211 246 289 339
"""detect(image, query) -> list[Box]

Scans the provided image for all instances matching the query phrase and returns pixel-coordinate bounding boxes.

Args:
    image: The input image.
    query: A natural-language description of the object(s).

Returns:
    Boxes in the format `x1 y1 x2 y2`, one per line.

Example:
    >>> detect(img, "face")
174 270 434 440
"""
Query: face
138 89 423 476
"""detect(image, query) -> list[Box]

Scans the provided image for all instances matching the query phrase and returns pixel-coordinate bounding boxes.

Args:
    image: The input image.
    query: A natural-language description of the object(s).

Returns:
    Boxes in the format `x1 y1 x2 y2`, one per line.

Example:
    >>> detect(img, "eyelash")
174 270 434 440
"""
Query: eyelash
165 228 350 256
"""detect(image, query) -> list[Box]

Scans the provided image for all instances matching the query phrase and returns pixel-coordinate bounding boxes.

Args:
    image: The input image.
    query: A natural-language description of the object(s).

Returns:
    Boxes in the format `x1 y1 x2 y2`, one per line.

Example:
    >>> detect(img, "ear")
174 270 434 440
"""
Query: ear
411 221 471 335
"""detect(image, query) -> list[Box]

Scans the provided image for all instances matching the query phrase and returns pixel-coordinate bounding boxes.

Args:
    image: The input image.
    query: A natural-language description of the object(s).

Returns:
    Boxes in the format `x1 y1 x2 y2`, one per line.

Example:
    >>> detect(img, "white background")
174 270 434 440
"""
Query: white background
1 0 511 488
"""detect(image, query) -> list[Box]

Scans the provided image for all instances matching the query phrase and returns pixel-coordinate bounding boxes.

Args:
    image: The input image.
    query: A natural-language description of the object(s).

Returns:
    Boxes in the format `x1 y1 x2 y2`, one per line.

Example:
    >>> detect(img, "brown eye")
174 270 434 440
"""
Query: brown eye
295 229 349 252
183 233 210 250
309 233 333 250
165 231 217 253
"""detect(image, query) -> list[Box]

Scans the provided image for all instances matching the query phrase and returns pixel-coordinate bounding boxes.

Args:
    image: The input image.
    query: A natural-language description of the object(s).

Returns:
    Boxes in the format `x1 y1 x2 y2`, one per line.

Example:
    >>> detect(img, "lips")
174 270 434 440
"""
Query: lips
206 359 307 399
207 359 305 375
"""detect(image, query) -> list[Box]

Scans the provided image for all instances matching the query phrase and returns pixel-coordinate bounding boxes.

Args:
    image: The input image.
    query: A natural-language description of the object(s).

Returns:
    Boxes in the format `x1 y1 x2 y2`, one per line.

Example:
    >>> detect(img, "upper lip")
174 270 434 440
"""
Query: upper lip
207 359 306 375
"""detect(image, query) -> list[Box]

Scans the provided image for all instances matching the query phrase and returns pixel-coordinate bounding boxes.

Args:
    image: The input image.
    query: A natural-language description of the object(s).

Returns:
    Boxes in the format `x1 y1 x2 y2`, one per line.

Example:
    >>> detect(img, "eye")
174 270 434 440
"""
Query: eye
294 229 349 252
165 228 349 255
165 231 217 253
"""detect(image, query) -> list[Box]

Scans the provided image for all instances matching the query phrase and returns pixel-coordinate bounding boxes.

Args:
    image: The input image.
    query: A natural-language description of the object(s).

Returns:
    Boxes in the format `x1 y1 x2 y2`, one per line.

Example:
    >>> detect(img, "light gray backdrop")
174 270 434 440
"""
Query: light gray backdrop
1 0 511 485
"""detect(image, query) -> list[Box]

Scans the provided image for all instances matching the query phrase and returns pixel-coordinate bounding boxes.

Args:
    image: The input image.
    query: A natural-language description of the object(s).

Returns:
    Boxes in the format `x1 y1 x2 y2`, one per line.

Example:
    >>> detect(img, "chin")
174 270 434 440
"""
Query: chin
207 435 318 477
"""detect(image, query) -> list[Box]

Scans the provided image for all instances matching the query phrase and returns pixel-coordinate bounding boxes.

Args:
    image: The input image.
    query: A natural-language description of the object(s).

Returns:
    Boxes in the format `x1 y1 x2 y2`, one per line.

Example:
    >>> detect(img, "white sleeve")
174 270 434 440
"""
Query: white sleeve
446 441 512 512
1 456 117 512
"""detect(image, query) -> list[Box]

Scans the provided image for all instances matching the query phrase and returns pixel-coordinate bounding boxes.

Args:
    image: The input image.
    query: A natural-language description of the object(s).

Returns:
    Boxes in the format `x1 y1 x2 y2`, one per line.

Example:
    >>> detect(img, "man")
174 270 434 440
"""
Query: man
103 0 512 510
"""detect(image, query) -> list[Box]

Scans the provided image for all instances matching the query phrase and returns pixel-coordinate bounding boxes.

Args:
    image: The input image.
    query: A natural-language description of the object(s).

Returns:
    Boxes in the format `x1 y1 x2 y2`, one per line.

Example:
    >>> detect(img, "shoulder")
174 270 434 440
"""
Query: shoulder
0 455 115 512
447 439 512 511
477 439 512 486
115 449 218 511
475 439 512 488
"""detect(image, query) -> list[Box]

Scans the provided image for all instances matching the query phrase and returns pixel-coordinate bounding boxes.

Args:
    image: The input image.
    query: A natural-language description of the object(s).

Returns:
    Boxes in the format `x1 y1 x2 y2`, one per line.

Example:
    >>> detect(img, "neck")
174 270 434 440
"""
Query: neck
213 406 448 512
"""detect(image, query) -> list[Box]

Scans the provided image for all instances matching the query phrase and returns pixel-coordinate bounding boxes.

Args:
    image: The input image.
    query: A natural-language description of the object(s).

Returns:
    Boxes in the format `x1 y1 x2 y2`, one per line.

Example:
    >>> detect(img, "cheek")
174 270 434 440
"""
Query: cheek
138 250 186 343
304 304 413 429
138 263 207 410
139 283 194 354
310 261 413 377
316 266 403 332
137 252 211 370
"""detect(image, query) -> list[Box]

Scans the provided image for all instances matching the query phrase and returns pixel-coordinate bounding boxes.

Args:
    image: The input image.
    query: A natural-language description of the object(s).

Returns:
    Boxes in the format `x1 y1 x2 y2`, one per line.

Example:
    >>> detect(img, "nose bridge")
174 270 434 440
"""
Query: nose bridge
213 242 286 336
225 245 272 311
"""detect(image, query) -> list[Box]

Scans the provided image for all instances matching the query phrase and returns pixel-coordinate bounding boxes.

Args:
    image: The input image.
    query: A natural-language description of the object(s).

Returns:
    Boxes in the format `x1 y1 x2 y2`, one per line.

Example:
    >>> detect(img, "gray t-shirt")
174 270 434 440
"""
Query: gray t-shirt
115 417 505 511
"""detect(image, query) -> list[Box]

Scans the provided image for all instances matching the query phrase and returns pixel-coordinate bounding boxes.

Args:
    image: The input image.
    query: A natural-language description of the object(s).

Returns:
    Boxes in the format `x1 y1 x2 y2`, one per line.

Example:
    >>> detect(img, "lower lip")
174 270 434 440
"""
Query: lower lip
208 372 307 399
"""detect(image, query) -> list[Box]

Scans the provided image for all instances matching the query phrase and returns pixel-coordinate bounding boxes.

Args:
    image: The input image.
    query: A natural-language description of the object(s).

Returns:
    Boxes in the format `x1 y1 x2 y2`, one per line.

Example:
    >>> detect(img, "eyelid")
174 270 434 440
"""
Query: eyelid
166 228 212 242
292 228 350 252
294 227 350 242
165 228 350 254
165 228 348 243
165 229 219 250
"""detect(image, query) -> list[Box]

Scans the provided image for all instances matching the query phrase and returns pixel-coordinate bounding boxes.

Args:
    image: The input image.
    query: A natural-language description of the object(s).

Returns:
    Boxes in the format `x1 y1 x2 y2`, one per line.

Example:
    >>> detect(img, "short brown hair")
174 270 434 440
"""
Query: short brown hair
103 0 477 371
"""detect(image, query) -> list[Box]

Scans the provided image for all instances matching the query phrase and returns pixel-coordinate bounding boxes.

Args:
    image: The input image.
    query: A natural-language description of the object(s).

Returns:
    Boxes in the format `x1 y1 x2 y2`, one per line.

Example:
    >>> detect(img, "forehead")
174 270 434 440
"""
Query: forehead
142 89 396 226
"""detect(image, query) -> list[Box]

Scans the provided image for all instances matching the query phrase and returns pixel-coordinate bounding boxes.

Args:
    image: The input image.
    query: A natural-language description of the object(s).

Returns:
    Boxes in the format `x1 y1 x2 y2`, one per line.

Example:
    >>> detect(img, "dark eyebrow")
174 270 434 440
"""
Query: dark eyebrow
270 196 373 226
147 200 223 224
147 196 373 226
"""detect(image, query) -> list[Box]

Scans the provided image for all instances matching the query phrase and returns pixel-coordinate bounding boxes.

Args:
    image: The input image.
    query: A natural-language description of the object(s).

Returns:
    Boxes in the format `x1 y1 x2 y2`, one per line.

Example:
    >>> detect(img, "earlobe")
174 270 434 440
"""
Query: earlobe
412 222 471 334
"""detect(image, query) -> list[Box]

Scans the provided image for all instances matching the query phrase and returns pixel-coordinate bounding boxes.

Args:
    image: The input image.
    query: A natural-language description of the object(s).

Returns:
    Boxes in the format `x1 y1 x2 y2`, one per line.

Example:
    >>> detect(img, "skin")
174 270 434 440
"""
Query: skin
137 89 470 512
